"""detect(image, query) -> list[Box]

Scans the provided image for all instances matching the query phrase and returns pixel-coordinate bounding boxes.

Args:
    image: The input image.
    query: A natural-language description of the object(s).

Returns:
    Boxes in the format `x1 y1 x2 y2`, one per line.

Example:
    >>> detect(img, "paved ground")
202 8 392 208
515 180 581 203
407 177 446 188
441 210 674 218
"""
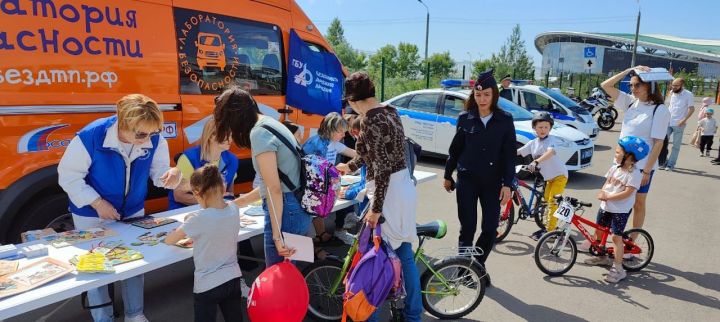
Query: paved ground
6 109 720 321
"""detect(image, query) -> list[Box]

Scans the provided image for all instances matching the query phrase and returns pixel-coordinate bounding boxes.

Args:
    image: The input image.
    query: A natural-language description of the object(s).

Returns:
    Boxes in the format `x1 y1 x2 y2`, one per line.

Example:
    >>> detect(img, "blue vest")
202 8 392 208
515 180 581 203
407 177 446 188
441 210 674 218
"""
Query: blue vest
69 116 160 218
167 146 239 210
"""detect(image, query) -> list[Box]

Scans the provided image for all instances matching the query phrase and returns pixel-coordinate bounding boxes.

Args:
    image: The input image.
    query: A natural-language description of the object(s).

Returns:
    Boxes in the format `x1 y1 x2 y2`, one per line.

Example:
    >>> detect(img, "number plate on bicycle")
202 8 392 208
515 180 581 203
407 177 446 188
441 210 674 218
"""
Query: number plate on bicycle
553 201 574 223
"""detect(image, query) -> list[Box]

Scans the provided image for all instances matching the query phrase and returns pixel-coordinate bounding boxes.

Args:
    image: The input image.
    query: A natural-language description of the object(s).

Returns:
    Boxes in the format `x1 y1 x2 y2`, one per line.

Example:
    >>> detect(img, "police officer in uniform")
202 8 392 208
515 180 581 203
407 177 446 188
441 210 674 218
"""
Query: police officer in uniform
499 74 513 101
443 69 516 285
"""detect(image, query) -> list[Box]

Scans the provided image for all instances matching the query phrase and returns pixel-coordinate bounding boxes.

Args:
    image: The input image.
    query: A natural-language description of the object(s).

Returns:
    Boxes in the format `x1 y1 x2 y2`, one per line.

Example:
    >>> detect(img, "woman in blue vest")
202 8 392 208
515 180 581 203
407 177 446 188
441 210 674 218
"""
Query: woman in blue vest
58 94 182 322
169 117 238 209
443 69 516 287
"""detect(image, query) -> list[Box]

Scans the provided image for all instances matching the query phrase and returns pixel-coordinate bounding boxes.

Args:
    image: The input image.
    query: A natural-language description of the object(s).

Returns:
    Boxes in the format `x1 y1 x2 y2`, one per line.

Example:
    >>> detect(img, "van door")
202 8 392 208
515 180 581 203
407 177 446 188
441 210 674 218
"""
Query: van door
436 94 465 154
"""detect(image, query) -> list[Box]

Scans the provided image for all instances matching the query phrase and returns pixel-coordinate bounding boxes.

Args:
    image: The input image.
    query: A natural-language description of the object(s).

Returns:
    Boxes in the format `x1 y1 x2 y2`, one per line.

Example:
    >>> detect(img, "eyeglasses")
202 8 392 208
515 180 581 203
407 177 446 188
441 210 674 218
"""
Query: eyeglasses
629 83 643 89
134 130 161 140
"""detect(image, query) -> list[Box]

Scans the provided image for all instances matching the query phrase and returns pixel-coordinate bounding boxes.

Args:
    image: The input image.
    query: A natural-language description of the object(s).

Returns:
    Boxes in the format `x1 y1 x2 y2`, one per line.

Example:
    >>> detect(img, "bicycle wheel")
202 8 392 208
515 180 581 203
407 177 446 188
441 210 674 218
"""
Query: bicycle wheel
621 228 654 272
534 230 577 276
421 257 486 320
496 202 514 242
533 198 547 229
302 259 344 322
608 106 618 121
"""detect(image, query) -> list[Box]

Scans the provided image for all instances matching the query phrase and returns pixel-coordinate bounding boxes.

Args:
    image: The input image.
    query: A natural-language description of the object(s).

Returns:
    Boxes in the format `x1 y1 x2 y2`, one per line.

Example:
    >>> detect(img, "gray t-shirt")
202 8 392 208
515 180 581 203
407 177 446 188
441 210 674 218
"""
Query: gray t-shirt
250 117 301 197
180 203 242 293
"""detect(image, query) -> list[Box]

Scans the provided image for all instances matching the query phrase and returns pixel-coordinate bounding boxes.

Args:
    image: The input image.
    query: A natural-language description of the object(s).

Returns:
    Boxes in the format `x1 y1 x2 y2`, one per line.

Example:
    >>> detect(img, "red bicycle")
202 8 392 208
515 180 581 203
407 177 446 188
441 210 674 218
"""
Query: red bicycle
534 195 654 276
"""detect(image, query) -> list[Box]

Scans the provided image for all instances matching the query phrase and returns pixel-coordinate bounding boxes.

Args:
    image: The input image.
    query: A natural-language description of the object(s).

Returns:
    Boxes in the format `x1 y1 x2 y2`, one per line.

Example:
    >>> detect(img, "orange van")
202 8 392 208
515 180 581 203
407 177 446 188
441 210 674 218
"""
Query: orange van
0 0 332 242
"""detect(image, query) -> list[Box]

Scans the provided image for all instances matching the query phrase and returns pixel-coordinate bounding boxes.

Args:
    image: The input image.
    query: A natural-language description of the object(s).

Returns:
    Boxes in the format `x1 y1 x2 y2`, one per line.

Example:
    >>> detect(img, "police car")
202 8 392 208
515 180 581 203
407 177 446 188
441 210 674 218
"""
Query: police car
505 84 600 140
383 85 594 170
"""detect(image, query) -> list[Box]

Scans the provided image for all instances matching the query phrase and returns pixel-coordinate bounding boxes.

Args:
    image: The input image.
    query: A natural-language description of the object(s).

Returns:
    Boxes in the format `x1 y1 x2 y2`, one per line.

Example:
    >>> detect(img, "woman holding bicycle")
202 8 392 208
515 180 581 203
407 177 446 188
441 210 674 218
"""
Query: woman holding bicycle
443 69 516 284
336 71 422 322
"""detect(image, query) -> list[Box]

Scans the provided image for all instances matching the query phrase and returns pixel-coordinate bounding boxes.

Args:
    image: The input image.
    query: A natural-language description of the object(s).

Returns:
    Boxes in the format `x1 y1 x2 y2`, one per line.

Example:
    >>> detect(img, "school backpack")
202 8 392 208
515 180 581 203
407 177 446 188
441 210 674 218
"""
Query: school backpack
404 137 422 185
260 124 340 218
342 224 403 322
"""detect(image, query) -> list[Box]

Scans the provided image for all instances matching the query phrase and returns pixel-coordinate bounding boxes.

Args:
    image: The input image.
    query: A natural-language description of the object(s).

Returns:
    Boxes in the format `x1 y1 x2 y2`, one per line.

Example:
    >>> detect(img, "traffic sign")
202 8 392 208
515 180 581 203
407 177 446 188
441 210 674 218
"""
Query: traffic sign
584 47 596 58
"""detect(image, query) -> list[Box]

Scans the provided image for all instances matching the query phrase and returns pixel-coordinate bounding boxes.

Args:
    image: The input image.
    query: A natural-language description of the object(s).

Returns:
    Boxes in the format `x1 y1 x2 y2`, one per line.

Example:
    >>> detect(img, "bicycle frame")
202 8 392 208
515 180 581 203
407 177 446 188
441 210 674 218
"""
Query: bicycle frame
557 206 643 256
502 176 545 223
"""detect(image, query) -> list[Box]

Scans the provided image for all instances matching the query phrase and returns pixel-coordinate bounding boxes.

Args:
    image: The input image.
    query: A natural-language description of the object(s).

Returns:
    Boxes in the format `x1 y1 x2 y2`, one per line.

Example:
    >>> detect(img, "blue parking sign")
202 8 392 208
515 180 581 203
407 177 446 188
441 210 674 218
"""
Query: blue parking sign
584 47 596 58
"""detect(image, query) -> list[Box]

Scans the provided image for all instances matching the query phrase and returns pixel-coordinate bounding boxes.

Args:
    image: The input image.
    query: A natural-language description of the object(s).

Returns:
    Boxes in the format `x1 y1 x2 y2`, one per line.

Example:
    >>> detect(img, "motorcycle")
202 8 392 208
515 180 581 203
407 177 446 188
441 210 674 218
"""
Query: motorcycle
580 87 618 130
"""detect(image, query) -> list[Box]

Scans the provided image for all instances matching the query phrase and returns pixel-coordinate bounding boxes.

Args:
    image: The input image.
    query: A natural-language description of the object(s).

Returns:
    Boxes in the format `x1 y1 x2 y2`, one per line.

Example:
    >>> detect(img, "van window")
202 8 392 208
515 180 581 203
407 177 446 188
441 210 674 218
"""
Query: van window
407 93 440 114
388 95 412 108
442 95 465 118
174 8 284 95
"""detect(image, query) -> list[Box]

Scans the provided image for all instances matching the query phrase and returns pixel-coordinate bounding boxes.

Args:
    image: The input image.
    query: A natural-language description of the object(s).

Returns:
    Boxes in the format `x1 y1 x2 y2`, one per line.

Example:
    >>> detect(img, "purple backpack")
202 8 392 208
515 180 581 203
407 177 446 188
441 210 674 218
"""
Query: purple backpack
260 125 340 218
342 224 402 322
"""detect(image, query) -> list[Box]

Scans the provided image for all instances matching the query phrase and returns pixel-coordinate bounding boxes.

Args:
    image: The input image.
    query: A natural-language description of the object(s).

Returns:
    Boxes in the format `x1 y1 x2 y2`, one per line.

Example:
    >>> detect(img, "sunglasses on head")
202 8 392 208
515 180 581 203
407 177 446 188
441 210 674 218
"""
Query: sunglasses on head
134 129 161 140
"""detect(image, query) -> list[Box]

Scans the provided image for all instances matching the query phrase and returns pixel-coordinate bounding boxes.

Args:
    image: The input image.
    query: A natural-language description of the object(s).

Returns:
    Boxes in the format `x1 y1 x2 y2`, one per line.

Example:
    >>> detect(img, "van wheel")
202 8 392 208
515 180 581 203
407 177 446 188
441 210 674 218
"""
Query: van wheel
8 194 74 243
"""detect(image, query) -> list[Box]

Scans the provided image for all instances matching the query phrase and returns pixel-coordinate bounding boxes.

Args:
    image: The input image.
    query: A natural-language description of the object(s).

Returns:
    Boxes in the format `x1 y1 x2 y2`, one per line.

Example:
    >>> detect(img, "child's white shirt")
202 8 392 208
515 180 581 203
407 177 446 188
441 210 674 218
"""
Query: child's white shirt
600 165 642 213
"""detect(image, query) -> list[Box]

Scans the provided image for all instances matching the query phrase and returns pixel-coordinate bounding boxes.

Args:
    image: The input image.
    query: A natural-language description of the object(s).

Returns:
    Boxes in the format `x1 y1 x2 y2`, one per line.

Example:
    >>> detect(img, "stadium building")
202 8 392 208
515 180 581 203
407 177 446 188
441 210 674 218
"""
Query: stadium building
535 31 720 78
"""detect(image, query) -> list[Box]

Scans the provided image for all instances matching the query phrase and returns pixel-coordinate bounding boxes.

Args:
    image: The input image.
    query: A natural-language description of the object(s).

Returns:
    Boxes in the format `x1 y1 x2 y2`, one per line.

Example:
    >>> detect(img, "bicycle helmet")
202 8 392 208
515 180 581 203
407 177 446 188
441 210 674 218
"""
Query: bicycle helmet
706 108 714 114
532 111 554 127
618 136 650 161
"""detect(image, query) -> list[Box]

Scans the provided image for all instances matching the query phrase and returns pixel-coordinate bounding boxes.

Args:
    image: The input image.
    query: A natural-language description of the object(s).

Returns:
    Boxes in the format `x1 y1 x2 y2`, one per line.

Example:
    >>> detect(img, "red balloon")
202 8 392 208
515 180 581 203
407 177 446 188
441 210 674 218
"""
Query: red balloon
247 260 309 322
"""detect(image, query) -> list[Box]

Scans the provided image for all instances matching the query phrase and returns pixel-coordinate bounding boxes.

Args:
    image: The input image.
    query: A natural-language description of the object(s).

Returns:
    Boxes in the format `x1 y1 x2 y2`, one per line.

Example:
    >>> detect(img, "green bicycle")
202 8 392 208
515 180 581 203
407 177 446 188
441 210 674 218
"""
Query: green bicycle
302 220 486 321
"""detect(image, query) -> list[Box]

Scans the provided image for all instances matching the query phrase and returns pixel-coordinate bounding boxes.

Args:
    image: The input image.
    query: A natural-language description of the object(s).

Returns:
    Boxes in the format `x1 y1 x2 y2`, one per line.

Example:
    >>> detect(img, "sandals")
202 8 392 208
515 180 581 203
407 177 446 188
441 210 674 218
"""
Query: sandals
313 232 340 245
314 248 330 261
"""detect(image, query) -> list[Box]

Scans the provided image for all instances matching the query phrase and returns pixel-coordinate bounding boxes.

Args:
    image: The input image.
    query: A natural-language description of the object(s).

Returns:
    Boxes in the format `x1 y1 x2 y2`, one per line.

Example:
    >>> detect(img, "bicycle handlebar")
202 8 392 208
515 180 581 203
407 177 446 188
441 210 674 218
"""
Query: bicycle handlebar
553 195 592 208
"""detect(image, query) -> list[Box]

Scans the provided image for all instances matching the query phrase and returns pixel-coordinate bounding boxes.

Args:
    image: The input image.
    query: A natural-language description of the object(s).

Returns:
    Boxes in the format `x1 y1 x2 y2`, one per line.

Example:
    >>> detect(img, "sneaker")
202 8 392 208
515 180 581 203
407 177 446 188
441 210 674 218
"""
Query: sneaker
343 212 360 230
665 167 674 172
334 230 355 245
700 153 705 157
658 164 667 170
125 314 149 322
529 229 547 241
584 256 612 266
604 266 627 283
577 240 592 253
706 151 711 157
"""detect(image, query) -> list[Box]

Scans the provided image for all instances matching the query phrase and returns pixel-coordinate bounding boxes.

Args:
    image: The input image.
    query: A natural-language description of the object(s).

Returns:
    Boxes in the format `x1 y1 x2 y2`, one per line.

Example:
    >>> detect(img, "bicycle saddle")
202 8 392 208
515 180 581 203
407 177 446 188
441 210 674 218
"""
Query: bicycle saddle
416 220 447 239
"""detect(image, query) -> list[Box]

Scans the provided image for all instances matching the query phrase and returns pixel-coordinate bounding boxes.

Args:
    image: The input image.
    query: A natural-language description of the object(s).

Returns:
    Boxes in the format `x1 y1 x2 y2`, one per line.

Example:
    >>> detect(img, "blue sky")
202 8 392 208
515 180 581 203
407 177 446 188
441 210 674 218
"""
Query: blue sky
297 0 716 67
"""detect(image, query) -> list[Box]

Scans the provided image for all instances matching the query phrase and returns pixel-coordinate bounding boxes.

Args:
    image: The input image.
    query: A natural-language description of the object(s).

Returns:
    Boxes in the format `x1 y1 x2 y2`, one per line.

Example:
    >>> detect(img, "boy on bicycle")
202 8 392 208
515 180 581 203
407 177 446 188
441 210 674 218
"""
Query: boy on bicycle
518 112 568 240
584 136 649 283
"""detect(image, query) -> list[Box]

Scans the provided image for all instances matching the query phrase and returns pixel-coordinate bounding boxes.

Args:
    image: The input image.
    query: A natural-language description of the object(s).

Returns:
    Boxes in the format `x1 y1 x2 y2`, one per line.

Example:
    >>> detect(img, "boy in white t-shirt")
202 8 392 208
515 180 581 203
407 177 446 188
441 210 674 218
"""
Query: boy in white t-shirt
698 108 717 157
584 136 649 283
517 112 569 240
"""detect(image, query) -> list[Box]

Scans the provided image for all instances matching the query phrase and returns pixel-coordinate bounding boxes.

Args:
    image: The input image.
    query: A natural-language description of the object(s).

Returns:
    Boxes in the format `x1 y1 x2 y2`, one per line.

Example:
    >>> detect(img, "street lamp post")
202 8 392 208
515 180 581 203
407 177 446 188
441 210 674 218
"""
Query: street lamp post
418 0 429 88
631 3 641 67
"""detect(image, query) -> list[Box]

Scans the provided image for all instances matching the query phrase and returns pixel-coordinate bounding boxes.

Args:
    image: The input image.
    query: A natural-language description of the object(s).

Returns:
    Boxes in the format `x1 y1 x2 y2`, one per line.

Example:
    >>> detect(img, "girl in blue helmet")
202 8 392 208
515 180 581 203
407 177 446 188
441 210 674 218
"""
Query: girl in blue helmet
584 135 649 283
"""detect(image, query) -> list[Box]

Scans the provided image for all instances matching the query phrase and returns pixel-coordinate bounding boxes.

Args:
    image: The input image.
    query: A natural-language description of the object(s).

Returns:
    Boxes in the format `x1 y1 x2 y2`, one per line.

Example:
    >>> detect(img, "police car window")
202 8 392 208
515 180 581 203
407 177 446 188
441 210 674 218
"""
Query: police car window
442 95 465 118
522 92 553 110
388 95 412 108
174 8 284 96
407 94 439 114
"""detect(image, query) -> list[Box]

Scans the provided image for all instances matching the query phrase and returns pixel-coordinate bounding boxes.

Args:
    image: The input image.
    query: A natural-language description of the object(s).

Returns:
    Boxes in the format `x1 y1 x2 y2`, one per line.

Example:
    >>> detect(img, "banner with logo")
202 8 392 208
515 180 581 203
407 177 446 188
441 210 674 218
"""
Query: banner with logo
286 29 344 116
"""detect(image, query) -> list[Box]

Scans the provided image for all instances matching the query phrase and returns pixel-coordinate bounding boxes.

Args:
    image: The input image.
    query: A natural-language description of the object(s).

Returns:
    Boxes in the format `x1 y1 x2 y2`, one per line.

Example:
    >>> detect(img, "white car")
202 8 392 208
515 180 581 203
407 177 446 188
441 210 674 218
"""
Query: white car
506 85 600 140
384 88 594 171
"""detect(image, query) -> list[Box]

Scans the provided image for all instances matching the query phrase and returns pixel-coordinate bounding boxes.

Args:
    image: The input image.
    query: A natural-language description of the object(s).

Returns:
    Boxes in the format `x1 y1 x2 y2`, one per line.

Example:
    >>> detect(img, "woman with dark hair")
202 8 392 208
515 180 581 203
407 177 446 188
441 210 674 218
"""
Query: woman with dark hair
336 71 422 321
443 69 516 285
214 87 312 267
600 66 670 237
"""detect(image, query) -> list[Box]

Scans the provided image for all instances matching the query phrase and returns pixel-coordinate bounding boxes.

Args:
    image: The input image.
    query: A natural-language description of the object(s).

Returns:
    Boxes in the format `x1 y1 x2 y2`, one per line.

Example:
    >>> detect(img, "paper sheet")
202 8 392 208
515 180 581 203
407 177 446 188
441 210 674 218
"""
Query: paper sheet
282 232 314 263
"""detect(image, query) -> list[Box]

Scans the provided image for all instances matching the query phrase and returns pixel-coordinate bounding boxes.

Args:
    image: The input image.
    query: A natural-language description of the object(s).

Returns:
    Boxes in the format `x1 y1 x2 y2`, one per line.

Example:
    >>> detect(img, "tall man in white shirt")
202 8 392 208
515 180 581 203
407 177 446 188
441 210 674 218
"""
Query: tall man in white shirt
659 78 694 170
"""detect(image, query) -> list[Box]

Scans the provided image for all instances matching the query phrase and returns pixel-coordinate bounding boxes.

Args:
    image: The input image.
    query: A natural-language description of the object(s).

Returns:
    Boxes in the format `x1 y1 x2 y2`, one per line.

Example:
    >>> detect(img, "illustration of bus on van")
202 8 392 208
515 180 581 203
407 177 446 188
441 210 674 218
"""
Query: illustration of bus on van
195 32 226 71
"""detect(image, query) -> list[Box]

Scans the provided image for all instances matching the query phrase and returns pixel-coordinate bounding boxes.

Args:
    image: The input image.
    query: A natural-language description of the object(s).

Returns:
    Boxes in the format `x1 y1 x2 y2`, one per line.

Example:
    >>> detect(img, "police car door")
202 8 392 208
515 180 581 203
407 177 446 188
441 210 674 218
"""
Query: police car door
436 94 465 154
400 93 440 154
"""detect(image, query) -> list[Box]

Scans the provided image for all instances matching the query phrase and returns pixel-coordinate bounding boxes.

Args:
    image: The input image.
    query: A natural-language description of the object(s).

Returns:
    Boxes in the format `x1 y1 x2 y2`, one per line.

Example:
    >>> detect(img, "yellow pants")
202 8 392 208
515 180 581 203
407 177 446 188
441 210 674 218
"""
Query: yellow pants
543 175 568 231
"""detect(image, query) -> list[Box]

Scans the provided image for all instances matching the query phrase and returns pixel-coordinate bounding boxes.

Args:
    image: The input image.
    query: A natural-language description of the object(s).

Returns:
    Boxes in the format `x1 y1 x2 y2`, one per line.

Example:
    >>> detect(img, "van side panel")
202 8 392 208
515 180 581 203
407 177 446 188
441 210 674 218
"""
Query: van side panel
0 0 180 105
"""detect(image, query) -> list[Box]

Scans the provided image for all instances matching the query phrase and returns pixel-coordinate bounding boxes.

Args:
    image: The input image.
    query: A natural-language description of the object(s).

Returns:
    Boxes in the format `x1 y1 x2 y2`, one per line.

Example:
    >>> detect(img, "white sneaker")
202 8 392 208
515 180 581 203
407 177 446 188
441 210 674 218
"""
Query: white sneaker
343 213 360 230
584 256 612 266
577 240 592 253
334 230 355 245
125 314 149 322
604 266 627 283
